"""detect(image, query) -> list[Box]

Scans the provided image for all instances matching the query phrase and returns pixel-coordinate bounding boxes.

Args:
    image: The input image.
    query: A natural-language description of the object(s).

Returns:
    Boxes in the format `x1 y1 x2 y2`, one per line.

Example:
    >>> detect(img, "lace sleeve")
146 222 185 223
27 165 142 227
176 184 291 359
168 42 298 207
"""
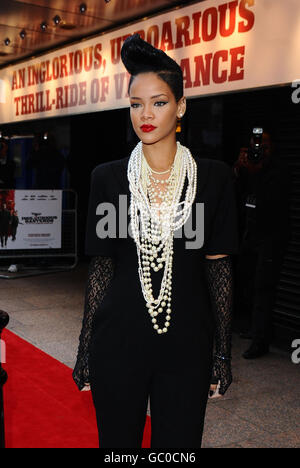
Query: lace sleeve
72 255 114 390
204 255 234 395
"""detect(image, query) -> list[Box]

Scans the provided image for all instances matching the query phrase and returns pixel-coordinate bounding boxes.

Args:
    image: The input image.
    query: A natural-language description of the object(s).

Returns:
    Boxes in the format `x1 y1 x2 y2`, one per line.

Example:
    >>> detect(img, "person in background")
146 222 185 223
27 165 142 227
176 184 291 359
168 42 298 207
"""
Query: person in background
233 131 291 359
0 202 11 248
10 209 19 241
0 138 15 189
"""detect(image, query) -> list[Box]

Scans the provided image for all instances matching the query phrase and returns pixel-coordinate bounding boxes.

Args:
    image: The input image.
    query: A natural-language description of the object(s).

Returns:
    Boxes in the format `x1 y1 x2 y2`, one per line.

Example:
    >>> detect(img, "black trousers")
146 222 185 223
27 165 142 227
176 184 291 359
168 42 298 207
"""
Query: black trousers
89 355 212 449
234 239 286 343
0 234 8 247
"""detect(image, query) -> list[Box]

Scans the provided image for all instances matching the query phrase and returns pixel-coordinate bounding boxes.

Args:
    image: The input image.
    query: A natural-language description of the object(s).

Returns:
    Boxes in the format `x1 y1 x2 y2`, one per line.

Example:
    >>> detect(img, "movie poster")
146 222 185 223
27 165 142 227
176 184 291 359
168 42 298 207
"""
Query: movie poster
0 190 62 250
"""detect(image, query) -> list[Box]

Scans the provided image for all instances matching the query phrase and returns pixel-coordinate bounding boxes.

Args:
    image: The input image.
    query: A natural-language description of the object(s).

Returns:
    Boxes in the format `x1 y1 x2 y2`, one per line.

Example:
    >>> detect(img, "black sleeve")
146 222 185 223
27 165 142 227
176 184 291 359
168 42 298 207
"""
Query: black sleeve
204 163 239 256
72 255 114 390
205 255 234 395
85 165 116 258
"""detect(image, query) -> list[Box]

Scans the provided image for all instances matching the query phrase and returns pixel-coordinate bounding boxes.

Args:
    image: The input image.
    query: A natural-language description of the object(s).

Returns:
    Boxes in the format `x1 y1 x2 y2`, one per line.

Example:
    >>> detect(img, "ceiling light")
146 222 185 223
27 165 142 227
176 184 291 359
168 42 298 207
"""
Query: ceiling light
79 3 87 13
4 38 10 46
40 21 48 31
20 30 26 39
53 15 62 26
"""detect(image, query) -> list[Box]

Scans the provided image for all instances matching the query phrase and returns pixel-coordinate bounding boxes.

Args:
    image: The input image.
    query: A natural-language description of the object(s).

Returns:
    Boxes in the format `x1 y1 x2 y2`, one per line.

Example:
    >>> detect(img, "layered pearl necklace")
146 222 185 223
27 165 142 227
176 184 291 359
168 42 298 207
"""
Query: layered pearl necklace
128 141 197 334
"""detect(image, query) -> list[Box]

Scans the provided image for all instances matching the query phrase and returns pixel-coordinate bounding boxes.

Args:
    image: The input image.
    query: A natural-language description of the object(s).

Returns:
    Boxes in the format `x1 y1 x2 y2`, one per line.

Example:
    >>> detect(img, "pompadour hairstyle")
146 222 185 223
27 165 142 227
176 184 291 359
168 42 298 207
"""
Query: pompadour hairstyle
121 33 184 102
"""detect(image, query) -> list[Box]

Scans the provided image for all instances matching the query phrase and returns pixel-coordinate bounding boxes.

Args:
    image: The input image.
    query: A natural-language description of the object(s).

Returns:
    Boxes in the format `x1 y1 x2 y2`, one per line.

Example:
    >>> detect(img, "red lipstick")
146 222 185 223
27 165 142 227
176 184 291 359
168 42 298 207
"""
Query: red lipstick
140 125 157 133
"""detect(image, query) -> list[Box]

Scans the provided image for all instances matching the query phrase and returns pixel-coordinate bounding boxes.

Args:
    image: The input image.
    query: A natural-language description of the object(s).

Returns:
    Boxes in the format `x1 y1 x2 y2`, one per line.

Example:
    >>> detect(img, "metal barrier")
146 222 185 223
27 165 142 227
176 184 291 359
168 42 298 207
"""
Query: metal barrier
0 189 78 278
0 310 9 449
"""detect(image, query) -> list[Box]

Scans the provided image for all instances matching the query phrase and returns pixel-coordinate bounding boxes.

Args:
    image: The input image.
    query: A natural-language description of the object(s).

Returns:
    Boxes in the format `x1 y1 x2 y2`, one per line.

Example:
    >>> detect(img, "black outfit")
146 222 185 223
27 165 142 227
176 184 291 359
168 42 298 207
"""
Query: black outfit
10 214 19 241
73 155 239 448
233 155 291 344
0 208 11 247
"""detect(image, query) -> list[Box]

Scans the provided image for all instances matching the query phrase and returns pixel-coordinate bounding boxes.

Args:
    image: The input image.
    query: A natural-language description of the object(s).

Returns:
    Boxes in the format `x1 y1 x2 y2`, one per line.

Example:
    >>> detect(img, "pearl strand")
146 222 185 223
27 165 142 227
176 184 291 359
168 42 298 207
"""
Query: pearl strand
128 141 198 334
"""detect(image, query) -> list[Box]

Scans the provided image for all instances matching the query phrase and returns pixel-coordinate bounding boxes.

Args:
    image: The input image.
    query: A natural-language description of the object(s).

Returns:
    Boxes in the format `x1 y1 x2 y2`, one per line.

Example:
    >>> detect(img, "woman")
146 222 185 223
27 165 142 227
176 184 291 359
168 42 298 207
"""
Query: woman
73 34 239 448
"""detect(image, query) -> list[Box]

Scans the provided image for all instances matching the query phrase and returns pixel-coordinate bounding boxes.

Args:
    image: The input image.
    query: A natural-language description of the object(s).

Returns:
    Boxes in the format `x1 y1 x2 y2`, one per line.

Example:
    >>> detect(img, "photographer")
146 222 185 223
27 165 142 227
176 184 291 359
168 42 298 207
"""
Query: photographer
233 129 291 359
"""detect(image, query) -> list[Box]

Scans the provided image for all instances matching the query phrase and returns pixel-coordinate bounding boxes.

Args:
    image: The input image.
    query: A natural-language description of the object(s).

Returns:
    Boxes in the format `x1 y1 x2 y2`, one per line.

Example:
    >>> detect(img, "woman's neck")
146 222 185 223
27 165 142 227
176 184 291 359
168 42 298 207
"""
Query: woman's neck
142 138 178 173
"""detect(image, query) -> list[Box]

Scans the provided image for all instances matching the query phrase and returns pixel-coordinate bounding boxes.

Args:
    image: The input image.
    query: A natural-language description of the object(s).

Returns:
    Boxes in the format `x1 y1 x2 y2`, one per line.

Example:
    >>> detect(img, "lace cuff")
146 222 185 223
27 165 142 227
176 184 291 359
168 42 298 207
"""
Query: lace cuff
205 255 234 394
72 256 114 390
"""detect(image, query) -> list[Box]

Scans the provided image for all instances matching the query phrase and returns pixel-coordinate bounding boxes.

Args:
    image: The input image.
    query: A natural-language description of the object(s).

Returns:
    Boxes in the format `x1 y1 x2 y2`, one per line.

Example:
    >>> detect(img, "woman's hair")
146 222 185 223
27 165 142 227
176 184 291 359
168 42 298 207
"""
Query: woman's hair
121 33 183 102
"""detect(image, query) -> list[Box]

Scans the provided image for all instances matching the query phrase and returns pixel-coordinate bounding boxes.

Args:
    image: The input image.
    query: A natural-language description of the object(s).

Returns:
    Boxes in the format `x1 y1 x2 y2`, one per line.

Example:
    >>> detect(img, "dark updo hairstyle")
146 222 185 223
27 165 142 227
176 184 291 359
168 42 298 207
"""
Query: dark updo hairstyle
121 33 183 102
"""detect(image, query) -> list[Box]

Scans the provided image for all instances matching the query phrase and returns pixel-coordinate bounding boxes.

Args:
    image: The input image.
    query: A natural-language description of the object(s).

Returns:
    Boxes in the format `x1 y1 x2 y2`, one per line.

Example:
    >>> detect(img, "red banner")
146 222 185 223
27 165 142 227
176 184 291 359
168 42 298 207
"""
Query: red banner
0 0 298 123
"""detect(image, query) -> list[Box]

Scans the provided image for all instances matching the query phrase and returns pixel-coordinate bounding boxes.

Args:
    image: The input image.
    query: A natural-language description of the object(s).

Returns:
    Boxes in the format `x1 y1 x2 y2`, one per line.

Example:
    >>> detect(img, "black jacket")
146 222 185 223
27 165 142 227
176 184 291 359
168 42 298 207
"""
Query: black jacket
0 209 11 232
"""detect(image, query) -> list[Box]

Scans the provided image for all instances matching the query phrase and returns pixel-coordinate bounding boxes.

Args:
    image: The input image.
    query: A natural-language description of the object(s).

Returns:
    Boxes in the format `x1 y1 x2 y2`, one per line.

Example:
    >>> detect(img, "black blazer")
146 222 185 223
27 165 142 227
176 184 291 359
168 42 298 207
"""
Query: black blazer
85 154 239 259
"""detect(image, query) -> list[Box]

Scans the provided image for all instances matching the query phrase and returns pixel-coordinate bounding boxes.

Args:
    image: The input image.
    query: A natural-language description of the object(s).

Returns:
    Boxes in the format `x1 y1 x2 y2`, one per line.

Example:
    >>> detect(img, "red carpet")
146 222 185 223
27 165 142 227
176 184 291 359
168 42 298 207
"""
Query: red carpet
2 329 151 448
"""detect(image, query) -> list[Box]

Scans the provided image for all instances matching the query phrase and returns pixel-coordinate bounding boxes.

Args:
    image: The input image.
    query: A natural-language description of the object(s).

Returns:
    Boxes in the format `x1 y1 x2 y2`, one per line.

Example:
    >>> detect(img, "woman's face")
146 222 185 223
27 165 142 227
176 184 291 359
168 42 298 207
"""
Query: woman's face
129 72 185 145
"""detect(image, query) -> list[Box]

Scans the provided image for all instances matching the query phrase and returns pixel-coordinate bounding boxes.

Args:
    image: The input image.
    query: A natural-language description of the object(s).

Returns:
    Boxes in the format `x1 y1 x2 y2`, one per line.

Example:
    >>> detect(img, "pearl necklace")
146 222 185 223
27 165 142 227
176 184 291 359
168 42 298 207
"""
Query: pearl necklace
128 141 197 334
148 165 172 175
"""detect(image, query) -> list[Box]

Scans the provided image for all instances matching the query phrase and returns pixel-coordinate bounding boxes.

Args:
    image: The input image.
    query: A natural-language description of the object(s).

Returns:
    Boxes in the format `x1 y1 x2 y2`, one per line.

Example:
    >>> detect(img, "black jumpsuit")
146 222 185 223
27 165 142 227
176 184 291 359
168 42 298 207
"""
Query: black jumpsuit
85 154 239 448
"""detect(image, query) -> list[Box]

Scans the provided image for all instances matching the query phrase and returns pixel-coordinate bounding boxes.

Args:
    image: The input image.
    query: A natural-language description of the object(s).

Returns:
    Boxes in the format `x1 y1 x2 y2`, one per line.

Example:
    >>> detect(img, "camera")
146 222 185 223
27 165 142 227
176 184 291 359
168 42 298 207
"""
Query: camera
247 127 264 163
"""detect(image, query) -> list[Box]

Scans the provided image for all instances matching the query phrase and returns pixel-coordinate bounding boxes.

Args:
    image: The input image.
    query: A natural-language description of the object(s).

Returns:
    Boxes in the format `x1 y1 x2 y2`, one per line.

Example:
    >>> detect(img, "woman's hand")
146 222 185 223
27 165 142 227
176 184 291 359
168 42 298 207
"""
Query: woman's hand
209 381 221 399
211 356 232 397
81 383 91 392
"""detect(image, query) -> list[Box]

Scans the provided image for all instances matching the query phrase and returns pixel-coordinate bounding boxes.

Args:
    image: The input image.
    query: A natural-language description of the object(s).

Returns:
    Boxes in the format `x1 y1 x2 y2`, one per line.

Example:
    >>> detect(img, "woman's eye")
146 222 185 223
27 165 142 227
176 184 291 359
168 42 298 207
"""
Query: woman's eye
130 101 168 108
